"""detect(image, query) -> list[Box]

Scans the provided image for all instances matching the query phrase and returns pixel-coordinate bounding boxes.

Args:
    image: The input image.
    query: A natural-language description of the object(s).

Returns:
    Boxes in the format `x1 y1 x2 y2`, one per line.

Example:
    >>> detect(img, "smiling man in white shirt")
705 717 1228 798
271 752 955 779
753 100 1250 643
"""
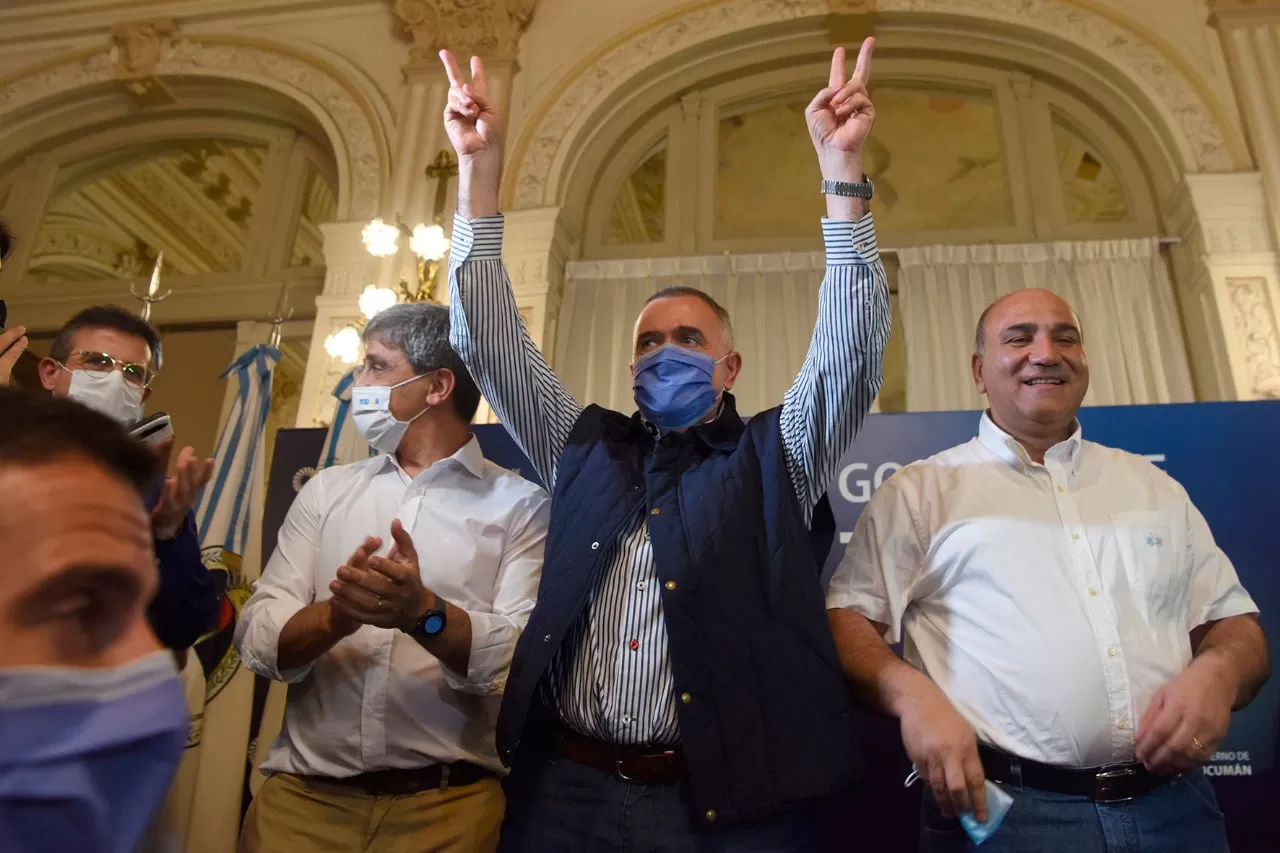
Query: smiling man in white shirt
234 303 550 853
827 288 1269 852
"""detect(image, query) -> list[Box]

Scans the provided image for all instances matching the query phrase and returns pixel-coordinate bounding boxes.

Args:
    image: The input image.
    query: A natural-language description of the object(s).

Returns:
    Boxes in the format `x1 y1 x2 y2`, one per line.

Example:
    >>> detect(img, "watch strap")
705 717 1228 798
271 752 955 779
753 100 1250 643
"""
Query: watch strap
416 592 447 637
820 178 874 199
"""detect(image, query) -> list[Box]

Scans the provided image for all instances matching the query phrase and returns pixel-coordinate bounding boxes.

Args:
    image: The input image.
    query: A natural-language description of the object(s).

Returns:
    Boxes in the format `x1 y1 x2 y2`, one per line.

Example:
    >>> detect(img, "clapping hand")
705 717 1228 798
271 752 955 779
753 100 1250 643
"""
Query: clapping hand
330 519 432 632
0 325 28 388
152 441 215 540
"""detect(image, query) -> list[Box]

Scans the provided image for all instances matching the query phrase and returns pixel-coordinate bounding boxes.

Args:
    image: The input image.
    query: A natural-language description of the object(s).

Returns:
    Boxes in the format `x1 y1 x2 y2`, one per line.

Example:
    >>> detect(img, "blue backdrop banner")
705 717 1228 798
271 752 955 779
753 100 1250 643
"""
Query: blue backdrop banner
266 400 1278 851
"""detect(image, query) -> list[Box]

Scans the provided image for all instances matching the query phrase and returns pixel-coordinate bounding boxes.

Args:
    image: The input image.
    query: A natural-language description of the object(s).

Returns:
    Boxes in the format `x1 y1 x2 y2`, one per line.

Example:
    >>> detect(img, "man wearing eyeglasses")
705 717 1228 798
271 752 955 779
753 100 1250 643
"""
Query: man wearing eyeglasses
29 305 219 653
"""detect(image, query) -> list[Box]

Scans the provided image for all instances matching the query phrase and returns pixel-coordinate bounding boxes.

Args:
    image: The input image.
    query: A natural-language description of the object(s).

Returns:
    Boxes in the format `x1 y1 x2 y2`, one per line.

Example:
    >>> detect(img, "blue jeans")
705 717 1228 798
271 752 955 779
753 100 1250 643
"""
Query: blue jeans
919 770 1229 853
498 751 818 853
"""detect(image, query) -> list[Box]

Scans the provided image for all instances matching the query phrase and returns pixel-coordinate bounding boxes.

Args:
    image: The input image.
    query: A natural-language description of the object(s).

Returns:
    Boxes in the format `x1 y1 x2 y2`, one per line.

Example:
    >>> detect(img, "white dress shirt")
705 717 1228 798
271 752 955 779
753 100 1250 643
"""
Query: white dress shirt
235 436 550 777
827 413 1258 768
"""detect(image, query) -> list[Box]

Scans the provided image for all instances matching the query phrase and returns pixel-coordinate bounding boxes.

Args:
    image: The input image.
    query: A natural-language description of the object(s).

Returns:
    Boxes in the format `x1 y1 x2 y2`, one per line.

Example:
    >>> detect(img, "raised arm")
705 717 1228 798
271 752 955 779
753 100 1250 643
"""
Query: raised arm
780 40 892 521
441 50 582 489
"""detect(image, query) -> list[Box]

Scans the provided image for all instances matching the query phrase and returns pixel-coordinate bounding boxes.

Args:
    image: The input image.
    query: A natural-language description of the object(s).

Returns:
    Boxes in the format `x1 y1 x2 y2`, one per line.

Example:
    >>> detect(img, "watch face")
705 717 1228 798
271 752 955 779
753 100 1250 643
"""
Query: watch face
423 612 446 636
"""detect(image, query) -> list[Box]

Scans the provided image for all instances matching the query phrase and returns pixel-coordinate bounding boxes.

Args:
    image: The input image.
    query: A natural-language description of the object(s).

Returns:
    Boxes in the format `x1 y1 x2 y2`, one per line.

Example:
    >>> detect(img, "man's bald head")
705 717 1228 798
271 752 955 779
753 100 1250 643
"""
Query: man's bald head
975 289 1082 356
971 288 1089 452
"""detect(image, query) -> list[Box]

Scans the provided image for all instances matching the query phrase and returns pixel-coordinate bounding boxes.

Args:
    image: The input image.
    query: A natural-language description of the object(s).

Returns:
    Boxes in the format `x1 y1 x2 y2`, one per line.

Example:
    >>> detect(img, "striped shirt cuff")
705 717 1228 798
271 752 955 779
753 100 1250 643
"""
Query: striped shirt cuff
821 213 880 266
451 213 505 263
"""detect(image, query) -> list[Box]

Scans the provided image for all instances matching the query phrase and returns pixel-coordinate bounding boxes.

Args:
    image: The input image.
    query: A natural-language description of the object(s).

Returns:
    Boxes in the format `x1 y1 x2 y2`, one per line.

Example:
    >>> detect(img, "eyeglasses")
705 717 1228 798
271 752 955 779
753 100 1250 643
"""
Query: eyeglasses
65 351 156 388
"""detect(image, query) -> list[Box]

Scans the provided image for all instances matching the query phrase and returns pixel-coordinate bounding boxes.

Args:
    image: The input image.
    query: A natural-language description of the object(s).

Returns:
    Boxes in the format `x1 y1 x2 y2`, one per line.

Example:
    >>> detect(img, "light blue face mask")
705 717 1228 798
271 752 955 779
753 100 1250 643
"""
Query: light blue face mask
905 765 1014 846
631 344 728 431
0 650 188 853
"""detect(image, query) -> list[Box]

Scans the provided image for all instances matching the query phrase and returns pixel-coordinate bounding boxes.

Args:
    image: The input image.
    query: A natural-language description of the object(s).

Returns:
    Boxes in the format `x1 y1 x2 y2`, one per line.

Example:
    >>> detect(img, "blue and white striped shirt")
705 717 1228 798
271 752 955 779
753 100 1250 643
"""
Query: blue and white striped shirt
449 214 890 746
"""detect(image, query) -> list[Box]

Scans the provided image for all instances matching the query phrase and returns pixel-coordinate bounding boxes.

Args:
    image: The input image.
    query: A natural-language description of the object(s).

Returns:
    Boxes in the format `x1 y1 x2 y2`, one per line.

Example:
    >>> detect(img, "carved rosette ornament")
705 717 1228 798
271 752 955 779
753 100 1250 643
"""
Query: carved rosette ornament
392 0 539 66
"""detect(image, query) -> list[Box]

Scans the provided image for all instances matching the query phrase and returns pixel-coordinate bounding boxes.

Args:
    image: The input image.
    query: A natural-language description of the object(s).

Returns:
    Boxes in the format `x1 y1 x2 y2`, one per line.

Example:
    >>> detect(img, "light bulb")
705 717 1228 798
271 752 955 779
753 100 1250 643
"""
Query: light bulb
358 285 398 320
362 218 400 257
410 223 450 262
323 326 363 365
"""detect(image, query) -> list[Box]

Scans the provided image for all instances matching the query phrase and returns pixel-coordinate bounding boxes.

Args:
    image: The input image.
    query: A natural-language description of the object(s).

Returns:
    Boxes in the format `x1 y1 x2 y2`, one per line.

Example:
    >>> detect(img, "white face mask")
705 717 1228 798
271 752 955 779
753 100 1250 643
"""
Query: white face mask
63 368 144 425
350 373 431 454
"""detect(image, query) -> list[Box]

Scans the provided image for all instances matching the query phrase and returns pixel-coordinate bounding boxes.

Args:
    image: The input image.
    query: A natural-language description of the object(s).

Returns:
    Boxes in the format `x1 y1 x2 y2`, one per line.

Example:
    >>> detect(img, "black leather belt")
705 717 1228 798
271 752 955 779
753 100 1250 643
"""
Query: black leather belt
978 744 1169 804
297 761 493 796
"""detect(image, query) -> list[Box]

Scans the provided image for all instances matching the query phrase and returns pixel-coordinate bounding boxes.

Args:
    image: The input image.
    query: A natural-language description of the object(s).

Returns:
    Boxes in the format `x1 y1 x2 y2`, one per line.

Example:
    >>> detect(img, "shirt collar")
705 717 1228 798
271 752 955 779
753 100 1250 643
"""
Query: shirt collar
379 434 486 480
977 410 1083 475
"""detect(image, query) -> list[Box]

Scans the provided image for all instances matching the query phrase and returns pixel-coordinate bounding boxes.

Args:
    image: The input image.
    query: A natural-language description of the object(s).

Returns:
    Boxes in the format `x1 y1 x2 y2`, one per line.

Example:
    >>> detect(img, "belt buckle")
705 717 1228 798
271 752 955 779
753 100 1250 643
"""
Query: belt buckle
614 757 641 783
1094 766 1139 803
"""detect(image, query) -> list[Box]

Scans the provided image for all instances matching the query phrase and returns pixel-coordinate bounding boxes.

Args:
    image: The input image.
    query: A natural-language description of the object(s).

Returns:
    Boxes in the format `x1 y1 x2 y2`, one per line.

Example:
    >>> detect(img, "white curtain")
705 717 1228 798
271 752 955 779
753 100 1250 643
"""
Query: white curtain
556 252 826 416
898 238 1194 412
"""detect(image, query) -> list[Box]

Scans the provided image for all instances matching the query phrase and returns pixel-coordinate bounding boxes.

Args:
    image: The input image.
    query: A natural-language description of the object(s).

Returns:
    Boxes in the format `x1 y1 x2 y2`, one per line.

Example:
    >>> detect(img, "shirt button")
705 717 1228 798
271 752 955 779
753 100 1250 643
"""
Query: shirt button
591 541 600 550
544 634 551 642
1117 720 1128 730
632 484 641 492
1088 587 1098 596
1108 647 1117 657
622 714 632 725
637 581 647 591
1072 533 1080 541
1057 485 1064 493
628 639 640 651
705 810 717 823
650 507 662 516
681 692 692 704
665 580 678 591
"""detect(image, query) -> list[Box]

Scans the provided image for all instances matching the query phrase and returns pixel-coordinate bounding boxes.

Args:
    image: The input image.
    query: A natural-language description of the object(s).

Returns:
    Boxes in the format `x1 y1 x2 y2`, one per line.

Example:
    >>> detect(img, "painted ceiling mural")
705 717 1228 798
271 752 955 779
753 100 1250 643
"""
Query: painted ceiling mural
28 139 334 283
605 84 1130 247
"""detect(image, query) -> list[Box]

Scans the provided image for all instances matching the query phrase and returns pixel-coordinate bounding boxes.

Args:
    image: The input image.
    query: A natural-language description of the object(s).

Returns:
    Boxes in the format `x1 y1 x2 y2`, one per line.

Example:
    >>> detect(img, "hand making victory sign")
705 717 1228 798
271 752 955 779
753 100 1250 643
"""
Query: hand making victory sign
440 49 502 219
807 38 877 220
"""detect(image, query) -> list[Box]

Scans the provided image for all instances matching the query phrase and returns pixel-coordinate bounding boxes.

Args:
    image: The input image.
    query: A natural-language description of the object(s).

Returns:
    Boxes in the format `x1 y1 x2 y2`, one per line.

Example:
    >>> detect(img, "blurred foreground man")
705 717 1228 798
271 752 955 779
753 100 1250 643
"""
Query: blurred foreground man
0 388 187 853
235 304 549 853
442 38 890 850
827 289 1270 852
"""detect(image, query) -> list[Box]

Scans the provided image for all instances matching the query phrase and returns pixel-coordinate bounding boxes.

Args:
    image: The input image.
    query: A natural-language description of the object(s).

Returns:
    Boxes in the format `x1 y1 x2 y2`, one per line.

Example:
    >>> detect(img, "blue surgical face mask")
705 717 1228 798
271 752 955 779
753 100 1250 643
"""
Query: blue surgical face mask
632 344 729 431
905 765 1014 846
0 650 188 853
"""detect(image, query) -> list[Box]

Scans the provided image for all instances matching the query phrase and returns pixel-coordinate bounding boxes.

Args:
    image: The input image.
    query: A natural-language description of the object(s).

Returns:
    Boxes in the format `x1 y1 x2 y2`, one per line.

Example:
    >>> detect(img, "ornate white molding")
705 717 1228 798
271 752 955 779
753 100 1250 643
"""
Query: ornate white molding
392 0 539 67
109 18 177 78
508 0 1233 209
1228 277 1280 398
0 36 385 221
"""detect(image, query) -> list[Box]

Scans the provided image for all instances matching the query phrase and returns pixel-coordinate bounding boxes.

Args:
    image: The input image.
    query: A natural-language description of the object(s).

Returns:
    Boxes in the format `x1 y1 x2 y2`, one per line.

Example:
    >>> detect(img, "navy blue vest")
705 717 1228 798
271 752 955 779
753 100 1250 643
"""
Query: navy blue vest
497 393 860 826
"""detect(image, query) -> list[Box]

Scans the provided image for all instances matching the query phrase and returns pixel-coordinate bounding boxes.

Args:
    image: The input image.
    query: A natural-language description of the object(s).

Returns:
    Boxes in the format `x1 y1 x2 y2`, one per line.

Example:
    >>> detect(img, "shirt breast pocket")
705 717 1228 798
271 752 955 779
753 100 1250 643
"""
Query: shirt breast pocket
1111 510 1185 618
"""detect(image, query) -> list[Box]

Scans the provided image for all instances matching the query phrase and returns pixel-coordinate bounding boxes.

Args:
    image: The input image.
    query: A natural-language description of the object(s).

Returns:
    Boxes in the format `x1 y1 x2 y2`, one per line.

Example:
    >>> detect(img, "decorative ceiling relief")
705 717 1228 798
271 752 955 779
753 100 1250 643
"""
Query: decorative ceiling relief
1052 115 1127 224
1228 277 1280 399
392 0 539 66
108 18 179 106
0 33 384 221
27 140 337 284
507 0 1234 210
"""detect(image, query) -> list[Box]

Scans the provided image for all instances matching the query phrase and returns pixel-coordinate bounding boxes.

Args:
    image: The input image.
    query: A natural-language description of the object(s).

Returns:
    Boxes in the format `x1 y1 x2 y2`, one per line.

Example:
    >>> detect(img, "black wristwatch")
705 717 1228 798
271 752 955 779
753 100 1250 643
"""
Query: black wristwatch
408 592 448 638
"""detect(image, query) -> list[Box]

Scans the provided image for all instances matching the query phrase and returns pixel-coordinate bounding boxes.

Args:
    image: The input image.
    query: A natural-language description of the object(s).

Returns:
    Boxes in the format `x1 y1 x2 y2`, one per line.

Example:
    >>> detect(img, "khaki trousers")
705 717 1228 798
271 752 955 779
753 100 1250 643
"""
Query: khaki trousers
238 772 504 853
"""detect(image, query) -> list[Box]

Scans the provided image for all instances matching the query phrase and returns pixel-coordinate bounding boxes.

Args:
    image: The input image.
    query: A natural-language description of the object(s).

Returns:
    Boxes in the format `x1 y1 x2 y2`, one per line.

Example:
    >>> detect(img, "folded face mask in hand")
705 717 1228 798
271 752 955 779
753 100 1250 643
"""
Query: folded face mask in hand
958 780 1014 845
904 767 1014 846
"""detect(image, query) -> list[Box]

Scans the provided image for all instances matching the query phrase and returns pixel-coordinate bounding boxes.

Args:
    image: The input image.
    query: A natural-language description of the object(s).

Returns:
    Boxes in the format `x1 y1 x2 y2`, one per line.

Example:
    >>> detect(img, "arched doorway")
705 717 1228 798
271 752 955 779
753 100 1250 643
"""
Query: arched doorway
500 1 1247 413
